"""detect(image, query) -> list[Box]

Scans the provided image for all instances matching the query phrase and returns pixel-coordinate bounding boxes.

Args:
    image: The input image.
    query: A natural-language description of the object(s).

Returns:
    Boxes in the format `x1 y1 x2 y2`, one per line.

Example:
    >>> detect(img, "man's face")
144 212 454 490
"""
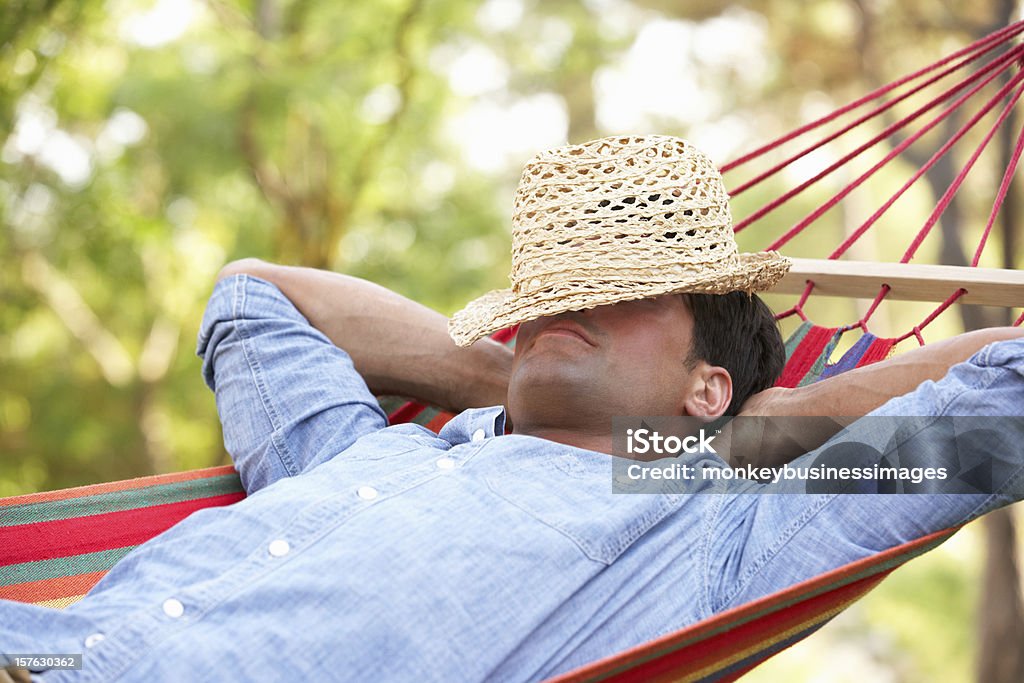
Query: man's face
507 295 703 430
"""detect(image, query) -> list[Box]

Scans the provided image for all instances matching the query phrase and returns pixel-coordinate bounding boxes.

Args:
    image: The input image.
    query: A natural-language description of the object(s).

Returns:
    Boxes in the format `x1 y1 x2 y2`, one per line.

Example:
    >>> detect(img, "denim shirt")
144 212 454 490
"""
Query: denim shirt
2 275 1022 682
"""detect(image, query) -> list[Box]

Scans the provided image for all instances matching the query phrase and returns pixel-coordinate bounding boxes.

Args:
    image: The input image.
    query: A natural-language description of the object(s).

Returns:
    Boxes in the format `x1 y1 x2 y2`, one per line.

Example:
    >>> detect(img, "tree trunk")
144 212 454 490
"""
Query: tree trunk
976 508 1024 683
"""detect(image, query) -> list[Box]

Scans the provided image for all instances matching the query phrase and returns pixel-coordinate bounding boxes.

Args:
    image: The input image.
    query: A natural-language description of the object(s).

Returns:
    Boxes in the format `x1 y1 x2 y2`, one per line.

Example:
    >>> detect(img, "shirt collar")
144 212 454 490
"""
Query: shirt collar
439 405 507 444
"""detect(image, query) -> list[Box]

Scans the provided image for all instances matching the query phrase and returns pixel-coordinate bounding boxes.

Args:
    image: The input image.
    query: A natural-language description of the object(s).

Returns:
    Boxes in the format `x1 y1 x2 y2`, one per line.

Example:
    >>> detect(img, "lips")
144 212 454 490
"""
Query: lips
534 319 596 346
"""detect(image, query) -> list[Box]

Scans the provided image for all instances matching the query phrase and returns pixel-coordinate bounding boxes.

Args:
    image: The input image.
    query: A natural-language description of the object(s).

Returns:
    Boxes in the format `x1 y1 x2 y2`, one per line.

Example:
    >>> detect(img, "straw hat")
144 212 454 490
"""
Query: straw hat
448 135 790 347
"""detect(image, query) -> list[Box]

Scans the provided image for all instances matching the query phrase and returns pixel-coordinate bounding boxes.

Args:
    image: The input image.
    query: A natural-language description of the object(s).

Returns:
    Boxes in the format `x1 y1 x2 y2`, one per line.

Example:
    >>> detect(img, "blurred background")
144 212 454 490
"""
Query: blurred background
2 0 1023 681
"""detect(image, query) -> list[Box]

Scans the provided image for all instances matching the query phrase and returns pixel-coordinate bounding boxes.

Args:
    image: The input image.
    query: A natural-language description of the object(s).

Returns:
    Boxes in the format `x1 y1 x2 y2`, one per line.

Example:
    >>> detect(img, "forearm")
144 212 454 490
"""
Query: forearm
745 326 1024 417
728 326 1024 467
217 259 512 412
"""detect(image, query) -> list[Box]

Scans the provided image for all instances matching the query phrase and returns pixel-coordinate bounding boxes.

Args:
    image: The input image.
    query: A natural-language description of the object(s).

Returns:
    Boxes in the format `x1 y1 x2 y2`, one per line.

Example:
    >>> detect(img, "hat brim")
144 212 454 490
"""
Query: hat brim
448 251 791 347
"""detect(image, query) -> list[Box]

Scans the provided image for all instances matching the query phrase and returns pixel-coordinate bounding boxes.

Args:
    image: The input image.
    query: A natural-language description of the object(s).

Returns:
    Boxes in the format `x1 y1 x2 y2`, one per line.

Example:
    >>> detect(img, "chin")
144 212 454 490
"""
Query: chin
510 361 591 411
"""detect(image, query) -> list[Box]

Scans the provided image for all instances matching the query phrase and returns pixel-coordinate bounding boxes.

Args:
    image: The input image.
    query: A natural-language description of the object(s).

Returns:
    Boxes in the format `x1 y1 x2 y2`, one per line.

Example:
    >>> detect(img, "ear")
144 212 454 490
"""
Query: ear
682 363 732 418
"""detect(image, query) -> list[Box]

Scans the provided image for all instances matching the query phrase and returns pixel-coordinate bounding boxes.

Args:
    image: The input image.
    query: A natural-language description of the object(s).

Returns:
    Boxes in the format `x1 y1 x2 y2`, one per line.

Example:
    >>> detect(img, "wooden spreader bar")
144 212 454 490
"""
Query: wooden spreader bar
773 258 1024 307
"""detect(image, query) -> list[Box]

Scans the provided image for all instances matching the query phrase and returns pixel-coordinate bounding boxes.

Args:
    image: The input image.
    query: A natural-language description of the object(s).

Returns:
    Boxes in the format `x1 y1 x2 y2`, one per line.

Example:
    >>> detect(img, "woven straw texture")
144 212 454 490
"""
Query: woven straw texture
448 135 790 346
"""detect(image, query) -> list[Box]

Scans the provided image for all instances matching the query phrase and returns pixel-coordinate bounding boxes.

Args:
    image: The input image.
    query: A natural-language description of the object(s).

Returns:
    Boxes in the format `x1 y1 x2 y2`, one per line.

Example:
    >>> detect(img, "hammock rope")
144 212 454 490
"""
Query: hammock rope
976 108 1024 267
721 20 1024 174
727 41 1024 202
719 19 1024 347
831 70 1024 262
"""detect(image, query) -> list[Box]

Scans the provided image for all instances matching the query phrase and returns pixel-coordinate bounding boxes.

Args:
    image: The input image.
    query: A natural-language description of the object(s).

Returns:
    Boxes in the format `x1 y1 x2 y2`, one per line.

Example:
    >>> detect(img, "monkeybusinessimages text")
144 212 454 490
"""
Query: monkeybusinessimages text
622 427 948 485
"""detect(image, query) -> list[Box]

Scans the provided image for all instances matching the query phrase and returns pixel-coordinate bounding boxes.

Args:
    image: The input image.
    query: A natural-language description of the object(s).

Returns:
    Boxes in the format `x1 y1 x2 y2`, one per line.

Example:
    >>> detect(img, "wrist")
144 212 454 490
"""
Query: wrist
738 386 791 417
446 339 512 411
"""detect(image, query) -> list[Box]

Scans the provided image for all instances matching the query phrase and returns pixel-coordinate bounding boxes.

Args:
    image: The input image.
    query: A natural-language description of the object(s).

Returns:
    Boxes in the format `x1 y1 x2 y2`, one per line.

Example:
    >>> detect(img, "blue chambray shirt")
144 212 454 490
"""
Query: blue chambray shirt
2 275 1023 682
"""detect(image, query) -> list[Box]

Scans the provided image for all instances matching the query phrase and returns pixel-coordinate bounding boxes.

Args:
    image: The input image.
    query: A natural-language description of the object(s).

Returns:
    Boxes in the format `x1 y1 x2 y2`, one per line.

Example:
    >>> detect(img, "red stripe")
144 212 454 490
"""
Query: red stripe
491 325 519 344
775 326 838 388
0 466 238 507
720 20 1024 174
388 401 426 425
974 98 1024 266
0 492 245 566
424 412 456 433
0 570 107 604
855 337 896 368
634 574 889 682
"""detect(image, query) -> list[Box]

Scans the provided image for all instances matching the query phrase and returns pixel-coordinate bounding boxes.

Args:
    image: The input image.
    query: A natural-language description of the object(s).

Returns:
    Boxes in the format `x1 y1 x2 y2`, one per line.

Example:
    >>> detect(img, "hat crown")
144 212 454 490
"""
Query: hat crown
447 135 790 347
509 136 737 296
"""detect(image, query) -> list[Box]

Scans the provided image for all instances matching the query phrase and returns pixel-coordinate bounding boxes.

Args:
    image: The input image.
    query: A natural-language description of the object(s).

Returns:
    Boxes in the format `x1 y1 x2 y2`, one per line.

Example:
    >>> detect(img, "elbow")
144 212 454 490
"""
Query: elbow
217 258 271 283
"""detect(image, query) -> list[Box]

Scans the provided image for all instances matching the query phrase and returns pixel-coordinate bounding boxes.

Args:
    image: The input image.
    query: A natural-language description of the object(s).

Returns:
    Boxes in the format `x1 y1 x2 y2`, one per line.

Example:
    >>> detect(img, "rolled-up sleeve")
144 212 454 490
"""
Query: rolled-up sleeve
196 274 387 492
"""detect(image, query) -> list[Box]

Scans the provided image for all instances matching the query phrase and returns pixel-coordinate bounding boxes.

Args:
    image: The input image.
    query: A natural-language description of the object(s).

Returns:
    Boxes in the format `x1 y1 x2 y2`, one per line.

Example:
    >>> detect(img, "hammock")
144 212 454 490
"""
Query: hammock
0 463 956 682
4 19 1024 682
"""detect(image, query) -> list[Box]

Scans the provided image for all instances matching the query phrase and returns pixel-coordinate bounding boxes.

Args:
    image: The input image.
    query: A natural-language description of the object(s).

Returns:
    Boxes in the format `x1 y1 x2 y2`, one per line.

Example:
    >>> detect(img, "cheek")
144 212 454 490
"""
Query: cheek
613 333 688 384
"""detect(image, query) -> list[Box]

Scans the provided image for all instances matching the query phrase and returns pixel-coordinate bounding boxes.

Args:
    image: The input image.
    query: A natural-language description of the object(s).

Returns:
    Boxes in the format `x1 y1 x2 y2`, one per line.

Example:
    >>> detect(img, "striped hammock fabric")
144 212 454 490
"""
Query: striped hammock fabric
0 466 244 609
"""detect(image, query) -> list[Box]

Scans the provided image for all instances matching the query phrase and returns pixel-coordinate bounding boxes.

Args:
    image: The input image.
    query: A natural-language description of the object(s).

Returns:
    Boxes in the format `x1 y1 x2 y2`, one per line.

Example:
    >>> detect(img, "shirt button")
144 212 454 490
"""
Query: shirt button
162 598 185 618
436 457 455 470
84 633 105 648
472 429 486 442
357 485 379 501
268 539 290 557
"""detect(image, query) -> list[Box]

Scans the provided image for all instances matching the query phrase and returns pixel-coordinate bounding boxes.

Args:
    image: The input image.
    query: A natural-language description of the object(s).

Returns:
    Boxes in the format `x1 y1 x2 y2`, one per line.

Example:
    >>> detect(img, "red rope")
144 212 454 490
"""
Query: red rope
856 285 891 330
902 70 1024 262
720 20 1024 173
775 281 815 322
972 112 1024 266
724 22 1024 342
760 46 1024 249
895 289 967 344
835 70 1024 261
726 35 1023 198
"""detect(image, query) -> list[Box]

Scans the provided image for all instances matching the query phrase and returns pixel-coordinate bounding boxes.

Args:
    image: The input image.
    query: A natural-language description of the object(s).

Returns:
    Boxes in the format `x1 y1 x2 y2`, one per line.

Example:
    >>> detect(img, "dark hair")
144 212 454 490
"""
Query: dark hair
681 292 785 416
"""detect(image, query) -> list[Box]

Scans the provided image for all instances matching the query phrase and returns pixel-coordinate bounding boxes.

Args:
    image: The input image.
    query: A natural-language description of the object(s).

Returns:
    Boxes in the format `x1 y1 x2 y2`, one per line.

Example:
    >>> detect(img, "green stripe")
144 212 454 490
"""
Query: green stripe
412 407 441 426
797 330 843 387
0 474 243 527
0 546 137 586
377 396 406 414
783 320 814 363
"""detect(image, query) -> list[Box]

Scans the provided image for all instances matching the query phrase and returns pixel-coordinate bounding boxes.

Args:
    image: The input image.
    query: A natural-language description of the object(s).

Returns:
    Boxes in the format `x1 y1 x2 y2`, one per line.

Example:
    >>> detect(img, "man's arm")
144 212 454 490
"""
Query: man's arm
726 326 1024 467
217 259 512 413
741 326 1024 417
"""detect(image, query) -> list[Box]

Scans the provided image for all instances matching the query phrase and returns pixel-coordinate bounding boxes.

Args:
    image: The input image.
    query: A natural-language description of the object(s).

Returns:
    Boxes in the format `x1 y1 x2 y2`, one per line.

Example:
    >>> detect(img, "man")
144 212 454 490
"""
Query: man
3 136 1023 681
